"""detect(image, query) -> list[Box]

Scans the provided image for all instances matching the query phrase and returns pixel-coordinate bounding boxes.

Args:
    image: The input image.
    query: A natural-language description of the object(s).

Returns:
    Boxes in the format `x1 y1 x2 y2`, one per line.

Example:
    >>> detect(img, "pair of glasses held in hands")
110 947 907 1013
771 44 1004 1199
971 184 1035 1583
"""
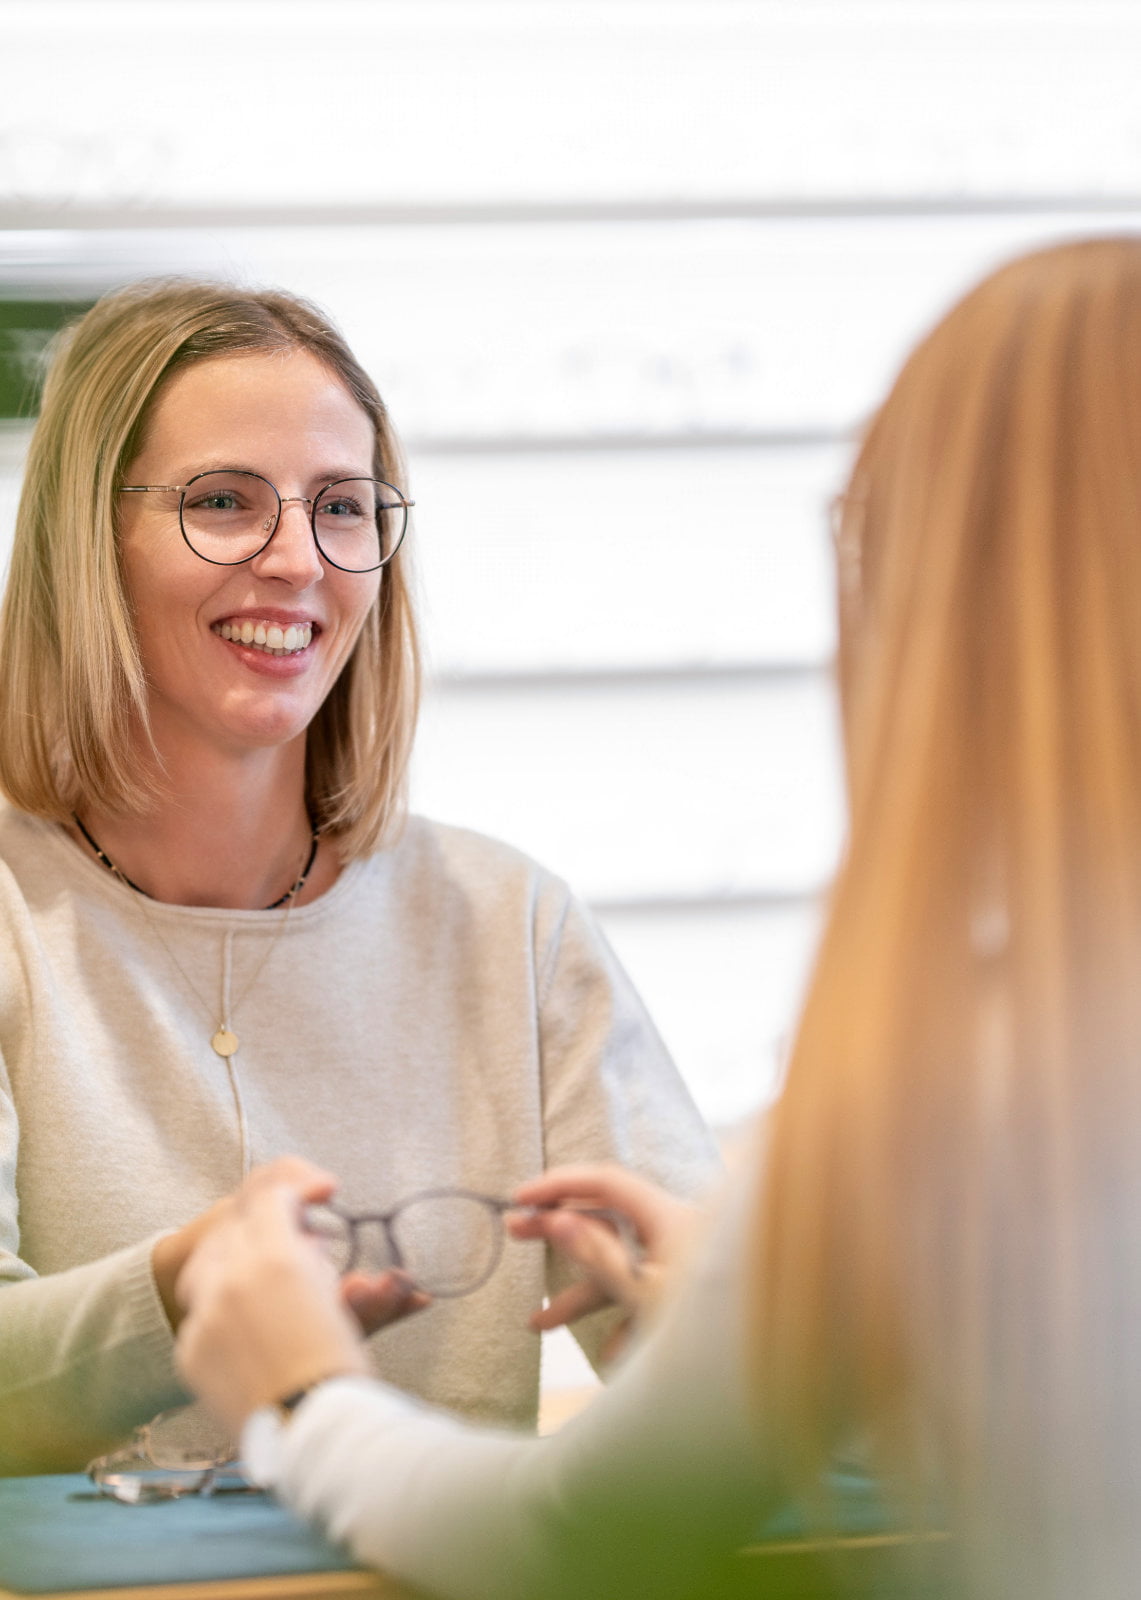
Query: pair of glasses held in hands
87 1186 639 1502
304 1185 641 1299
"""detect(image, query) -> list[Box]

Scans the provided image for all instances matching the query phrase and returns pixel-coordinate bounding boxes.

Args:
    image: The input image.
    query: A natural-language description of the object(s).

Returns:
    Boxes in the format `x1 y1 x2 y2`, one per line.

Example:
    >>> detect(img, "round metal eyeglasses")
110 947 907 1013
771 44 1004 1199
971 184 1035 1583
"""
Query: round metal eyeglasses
118 469 413 573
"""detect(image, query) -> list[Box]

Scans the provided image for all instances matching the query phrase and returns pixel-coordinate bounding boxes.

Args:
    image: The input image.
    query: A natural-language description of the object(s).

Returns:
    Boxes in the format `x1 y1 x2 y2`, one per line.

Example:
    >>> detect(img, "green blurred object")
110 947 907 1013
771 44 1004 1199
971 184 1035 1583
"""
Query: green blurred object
0 301 94 419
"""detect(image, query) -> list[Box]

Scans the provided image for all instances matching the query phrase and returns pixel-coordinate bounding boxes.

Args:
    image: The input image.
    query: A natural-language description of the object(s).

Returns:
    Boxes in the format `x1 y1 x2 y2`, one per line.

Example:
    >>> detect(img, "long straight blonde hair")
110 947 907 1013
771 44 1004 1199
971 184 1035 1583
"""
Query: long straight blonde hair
0 280 420 856
757 237 1141 1596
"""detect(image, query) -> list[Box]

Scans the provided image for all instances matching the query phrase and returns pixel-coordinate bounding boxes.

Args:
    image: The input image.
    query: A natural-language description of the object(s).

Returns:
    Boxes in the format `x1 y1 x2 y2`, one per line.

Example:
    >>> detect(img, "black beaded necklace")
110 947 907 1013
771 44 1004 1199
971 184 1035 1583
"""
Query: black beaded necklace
72 813 320 910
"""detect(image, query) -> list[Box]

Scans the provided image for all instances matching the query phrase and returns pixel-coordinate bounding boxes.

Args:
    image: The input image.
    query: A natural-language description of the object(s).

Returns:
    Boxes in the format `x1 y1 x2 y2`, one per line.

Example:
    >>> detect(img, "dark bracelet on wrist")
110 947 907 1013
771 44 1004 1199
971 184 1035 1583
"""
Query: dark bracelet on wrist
272 1376 338 1422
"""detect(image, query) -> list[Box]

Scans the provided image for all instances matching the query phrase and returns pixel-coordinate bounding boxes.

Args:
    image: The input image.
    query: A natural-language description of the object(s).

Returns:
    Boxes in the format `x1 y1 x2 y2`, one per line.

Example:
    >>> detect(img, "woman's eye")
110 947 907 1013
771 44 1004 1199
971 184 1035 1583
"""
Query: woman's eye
191 493 241 512
321 498 363 518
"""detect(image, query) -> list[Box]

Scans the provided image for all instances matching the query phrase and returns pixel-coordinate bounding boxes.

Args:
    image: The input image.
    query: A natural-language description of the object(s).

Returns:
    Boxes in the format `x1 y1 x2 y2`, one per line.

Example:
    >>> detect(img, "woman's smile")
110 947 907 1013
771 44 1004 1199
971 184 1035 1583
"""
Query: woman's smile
212 616 318 657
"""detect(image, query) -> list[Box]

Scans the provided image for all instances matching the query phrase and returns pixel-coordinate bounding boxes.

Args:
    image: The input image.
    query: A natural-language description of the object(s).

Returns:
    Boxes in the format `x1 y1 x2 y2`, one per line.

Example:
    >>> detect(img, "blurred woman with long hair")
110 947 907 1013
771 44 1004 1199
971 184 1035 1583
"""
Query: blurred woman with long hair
178 237 1141 1599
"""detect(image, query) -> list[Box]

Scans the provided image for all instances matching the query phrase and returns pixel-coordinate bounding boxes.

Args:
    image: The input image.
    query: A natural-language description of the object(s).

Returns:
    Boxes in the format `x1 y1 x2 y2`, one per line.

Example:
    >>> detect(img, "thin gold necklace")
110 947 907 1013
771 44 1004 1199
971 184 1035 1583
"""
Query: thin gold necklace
73 816 315 1058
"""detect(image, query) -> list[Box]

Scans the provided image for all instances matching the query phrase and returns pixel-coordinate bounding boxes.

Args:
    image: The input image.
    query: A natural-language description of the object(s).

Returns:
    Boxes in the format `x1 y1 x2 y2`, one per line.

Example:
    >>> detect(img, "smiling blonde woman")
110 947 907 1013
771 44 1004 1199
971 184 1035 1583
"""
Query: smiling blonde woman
0 280 716 1475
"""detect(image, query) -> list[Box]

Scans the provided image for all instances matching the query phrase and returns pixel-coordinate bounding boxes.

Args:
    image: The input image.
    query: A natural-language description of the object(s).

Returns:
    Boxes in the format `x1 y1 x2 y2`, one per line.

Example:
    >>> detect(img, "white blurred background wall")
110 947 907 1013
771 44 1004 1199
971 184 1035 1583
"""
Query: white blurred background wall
1 0 1139 1136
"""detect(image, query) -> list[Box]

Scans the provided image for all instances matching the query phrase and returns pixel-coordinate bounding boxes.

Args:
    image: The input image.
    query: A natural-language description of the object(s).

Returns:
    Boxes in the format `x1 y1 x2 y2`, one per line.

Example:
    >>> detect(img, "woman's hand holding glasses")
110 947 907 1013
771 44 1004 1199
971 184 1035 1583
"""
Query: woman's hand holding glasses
507 1165 698 1358
175 1161 426 1436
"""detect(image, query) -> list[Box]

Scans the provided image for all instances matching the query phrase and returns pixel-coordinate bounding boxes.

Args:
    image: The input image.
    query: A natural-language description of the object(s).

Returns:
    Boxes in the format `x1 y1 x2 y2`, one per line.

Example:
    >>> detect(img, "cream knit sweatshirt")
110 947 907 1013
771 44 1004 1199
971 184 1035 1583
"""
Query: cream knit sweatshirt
0 807 717 1475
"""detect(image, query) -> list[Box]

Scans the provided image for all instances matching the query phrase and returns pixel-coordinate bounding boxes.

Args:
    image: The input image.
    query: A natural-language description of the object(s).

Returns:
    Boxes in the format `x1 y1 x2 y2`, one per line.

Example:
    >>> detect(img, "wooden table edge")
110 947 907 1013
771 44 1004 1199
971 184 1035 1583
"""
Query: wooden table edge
0 1570 402 1600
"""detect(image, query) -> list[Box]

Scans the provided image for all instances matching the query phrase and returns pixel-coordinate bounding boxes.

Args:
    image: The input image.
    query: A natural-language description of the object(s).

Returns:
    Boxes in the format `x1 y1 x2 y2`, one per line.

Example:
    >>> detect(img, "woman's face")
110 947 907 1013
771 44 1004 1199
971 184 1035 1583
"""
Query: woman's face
117 349 382 760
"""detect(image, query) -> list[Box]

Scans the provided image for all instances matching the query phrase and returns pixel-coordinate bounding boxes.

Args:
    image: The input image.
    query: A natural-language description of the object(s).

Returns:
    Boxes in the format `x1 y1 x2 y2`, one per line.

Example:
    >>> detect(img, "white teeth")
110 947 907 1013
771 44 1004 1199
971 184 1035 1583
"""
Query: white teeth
214 620 314 655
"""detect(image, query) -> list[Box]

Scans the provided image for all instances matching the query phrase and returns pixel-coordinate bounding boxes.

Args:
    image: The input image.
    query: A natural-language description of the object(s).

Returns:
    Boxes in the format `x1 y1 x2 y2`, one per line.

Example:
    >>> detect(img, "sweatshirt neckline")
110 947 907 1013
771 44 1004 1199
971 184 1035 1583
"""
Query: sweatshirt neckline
33 810 378 928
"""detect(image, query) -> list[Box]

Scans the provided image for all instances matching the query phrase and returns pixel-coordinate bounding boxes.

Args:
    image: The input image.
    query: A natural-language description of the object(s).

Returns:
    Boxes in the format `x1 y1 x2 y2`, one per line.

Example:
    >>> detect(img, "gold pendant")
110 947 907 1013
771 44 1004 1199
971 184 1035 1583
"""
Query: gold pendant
212 1027 239 1058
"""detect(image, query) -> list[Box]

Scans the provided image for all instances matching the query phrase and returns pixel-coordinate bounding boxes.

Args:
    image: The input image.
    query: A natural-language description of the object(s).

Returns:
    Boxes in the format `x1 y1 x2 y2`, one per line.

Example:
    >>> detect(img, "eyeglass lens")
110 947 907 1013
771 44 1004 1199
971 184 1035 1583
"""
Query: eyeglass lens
391 1193 503 1296
179 470 405 571
306 1194 504 1298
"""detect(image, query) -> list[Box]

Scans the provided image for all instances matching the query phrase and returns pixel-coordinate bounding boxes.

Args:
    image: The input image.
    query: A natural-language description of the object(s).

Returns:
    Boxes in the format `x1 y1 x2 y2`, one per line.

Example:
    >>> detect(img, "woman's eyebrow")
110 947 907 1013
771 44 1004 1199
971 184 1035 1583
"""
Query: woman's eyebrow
164 463 376 485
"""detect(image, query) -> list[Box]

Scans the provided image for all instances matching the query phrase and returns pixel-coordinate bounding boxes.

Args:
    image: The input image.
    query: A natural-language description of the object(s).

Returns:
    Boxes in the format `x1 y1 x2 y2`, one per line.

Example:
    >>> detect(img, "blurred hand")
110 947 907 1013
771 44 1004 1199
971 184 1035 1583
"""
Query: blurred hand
339 1267 431 1335
173 1161 426 1433
508 1164 699 1347
151 1155 321 1333
153 1157 428 1338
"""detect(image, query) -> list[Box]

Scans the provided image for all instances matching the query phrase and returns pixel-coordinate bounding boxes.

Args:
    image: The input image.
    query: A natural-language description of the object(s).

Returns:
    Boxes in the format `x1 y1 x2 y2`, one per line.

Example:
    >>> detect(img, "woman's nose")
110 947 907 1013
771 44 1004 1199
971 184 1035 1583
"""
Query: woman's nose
251 498 324 585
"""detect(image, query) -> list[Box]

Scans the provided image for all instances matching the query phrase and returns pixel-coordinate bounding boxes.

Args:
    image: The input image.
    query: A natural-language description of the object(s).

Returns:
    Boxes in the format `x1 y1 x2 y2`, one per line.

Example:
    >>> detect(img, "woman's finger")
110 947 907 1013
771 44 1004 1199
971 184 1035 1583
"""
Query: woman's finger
516 1209 644 1328
513 1165 689 1248
600 1317 634 1366
515 1164 650 1209
340 1270 431 1333
529 1278 611 1332
541 1209 638 1294
237 1157 338 1211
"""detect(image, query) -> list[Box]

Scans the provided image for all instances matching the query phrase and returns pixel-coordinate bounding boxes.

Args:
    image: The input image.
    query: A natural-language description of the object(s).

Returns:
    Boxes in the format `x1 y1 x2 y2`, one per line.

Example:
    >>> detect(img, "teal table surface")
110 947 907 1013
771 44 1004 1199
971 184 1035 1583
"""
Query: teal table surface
0 1475 361 1595
0 1466 933 1599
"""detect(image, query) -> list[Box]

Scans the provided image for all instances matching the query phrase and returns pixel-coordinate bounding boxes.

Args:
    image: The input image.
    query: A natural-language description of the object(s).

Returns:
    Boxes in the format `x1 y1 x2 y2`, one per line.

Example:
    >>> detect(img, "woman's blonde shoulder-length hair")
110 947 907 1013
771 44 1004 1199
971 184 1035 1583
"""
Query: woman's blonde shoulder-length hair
0 278 420 858
756 236 1141 1595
